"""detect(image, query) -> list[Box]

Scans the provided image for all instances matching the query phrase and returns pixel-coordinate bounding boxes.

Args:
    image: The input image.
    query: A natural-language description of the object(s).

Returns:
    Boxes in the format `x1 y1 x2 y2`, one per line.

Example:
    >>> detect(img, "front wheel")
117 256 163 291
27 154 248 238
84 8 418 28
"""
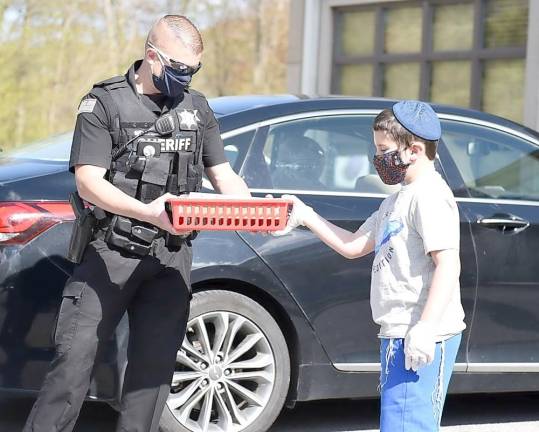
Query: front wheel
160 290 291 432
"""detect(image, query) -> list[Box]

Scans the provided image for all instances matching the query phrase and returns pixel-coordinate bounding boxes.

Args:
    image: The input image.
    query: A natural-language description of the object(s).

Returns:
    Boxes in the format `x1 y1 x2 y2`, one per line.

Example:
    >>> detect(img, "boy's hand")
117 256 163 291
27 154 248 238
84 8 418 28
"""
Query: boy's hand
404 321 436 371
272 194 315 236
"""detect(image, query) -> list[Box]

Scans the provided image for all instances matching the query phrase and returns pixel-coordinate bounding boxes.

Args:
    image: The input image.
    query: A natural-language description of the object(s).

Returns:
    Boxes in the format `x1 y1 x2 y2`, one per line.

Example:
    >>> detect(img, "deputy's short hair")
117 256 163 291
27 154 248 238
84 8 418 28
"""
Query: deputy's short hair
147 15 203 55
373 109 437 160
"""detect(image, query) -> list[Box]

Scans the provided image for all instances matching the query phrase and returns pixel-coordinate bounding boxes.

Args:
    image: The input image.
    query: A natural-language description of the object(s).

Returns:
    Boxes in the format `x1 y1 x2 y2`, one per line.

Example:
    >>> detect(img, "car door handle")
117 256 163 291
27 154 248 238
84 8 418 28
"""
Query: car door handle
477 214 530 234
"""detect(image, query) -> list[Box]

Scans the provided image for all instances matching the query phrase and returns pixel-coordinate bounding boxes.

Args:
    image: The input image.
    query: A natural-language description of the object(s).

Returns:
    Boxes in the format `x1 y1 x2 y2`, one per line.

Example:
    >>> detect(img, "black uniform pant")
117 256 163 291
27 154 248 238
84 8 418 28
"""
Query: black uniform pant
23 236 192 432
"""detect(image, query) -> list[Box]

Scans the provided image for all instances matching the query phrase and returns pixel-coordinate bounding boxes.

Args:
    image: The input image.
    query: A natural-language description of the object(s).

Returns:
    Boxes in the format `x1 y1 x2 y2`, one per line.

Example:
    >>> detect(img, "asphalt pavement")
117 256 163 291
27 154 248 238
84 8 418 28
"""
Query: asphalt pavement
1 393 538 431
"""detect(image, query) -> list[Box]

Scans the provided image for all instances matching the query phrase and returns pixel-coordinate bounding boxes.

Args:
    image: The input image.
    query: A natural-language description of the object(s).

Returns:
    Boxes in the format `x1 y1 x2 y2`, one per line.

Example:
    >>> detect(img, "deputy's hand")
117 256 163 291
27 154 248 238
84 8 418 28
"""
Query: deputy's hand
272 194 316 236
404 321 437 371
143 193 187 235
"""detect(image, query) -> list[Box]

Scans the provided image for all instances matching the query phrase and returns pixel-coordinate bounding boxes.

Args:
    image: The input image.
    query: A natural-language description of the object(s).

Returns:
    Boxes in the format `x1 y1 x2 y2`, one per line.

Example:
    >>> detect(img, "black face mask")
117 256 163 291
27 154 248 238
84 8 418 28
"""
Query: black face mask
373 150 410 185
152 64 192 98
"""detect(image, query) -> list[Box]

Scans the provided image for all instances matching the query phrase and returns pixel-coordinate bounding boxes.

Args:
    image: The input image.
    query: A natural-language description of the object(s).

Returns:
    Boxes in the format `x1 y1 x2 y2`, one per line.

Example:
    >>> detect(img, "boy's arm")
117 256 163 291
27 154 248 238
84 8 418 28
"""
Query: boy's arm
420 248 461 323
404 247 460 371
305 214 375 259
282 195 375 259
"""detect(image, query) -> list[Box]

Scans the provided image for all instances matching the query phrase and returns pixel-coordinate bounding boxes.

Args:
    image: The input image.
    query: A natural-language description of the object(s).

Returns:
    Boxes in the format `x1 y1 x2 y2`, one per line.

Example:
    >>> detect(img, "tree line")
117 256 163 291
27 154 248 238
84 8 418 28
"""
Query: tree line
0 0 289 150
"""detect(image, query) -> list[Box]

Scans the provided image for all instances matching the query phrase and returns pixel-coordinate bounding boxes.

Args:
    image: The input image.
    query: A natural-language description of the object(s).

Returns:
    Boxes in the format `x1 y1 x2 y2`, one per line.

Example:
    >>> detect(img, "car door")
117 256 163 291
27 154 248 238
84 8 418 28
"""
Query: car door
439 118 539 372
235 111 473 371
237 112 385 366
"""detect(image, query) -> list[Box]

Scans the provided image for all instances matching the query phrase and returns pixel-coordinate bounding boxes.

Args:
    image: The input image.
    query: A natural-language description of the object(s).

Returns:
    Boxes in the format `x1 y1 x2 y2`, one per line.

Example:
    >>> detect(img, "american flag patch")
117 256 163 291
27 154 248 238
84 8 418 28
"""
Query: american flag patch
77 98 97 114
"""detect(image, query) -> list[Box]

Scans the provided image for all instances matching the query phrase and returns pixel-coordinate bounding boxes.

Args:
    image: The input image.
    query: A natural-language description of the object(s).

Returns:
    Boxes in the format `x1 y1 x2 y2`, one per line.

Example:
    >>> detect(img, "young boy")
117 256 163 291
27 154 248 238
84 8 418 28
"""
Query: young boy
277 100 465 431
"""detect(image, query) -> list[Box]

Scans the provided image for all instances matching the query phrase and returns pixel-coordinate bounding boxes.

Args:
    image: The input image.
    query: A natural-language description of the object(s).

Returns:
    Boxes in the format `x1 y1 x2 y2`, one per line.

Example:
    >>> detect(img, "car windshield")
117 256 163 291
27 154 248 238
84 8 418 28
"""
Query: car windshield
0 132 73 162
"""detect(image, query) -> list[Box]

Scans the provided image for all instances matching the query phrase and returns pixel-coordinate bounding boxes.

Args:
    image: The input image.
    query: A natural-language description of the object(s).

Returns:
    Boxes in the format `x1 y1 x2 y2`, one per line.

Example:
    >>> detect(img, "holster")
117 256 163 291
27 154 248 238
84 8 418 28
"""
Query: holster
67 192 97 264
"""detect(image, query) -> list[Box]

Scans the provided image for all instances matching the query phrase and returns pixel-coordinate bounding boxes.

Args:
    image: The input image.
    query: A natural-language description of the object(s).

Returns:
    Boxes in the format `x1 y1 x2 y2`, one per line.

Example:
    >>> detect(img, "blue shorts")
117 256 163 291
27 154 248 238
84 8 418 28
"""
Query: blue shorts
379 333 461 432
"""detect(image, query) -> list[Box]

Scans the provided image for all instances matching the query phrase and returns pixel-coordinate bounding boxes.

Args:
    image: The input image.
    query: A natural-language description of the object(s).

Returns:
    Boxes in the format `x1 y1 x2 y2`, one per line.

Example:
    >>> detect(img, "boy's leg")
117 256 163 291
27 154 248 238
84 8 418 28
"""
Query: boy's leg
379 334 461 432
23 240 140 432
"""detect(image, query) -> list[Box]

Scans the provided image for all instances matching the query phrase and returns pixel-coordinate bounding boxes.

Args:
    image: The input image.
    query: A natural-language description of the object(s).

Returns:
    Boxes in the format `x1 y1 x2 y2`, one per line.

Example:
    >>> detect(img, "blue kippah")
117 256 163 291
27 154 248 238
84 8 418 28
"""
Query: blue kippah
392 100 441 141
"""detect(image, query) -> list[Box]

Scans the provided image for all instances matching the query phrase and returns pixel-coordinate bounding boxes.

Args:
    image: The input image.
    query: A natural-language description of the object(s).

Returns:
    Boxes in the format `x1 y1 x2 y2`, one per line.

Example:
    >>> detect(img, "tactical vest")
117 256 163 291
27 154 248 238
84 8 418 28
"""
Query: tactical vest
89 76 204 204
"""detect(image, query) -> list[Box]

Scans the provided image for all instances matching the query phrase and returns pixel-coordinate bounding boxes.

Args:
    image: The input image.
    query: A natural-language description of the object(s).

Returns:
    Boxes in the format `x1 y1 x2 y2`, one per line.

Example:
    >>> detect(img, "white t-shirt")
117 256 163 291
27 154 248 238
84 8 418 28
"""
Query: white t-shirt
358 167 466 340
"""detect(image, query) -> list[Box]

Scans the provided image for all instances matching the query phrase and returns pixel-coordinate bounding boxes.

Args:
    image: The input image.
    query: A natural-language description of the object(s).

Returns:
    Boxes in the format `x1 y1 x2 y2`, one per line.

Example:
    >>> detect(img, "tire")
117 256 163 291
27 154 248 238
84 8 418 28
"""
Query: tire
159 289 291 432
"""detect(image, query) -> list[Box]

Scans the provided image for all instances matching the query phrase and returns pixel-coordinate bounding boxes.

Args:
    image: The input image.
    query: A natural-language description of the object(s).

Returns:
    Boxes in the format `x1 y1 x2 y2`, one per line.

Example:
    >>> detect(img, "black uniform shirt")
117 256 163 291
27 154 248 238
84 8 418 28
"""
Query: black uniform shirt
69 60 227 173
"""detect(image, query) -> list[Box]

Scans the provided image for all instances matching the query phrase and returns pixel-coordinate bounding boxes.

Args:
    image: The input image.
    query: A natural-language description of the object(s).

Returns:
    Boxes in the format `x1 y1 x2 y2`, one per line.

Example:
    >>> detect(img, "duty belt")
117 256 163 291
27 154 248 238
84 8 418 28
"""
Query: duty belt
96 215 195 256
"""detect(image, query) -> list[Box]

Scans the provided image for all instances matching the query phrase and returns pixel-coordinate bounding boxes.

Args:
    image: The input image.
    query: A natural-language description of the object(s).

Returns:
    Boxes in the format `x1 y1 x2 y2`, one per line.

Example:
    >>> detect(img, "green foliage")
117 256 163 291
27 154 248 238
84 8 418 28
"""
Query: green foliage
0 0 290 150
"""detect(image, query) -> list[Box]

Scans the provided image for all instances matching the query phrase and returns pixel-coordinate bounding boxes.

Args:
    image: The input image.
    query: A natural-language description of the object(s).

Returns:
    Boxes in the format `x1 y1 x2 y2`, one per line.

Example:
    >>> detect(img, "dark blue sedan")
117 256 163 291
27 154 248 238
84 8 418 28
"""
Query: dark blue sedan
1 96 539 432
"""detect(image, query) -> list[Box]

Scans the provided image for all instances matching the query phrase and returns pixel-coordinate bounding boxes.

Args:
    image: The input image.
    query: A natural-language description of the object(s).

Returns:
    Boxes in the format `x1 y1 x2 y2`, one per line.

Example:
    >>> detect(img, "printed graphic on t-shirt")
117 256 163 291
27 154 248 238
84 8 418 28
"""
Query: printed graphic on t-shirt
375 219 403 254
373 218 403 273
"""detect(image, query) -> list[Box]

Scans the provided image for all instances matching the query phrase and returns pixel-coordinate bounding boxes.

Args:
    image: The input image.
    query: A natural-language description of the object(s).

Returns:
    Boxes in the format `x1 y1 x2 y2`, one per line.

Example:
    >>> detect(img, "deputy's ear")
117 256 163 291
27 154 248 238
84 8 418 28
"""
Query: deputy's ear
146 48 157 64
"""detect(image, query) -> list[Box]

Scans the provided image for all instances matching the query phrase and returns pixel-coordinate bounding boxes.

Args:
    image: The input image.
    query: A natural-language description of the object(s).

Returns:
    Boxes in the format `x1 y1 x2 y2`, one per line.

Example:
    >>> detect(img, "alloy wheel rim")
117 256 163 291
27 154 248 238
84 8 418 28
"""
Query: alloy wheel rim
167 311 276 432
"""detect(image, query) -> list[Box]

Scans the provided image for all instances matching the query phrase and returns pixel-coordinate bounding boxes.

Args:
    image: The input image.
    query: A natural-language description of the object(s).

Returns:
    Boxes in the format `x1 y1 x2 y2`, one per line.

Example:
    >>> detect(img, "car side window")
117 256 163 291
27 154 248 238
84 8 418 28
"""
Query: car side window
202 130 255 191
222 130 255 171
441 120 539 201
240 115 400 194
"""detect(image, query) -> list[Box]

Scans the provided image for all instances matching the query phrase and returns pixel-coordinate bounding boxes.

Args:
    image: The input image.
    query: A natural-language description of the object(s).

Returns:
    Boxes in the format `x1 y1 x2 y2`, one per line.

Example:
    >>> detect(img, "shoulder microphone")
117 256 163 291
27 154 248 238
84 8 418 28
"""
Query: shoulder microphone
153 113 175 135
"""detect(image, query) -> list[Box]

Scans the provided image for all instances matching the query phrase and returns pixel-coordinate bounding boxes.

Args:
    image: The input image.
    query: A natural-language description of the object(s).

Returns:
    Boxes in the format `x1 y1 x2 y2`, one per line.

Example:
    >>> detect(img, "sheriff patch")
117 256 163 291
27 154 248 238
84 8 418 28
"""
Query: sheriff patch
77 98 97 114
177 109 200 130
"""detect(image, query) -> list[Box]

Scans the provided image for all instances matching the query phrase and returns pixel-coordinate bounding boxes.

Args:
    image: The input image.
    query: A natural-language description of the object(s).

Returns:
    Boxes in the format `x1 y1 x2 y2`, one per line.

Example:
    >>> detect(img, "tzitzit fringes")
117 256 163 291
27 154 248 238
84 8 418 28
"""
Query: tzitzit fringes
378 338 396 392
432 340 446 426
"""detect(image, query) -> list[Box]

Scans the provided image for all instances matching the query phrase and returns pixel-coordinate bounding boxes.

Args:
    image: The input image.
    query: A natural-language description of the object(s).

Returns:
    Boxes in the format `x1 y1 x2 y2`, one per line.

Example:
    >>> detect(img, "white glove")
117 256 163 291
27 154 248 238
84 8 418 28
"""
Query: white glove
404 321 437 372
272 194 315 236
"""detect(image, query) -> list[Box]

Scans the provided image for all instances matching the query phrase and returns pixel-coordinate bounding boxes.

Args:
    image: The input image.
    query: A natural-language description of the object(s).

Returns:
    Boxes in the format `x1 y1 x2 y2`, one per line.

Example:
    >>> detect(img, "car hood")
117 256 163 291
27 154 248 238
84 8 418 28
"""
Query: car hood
0 158 68 185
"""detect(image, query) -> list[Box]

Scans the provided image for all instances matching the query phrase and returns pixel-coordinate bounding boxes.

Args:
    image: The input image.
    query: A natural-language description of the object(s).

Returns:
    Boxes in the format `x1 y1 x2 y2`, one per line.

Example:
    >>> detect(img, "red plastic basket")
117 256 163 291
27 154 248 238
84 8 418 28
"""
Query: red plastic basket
168 197 292 232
